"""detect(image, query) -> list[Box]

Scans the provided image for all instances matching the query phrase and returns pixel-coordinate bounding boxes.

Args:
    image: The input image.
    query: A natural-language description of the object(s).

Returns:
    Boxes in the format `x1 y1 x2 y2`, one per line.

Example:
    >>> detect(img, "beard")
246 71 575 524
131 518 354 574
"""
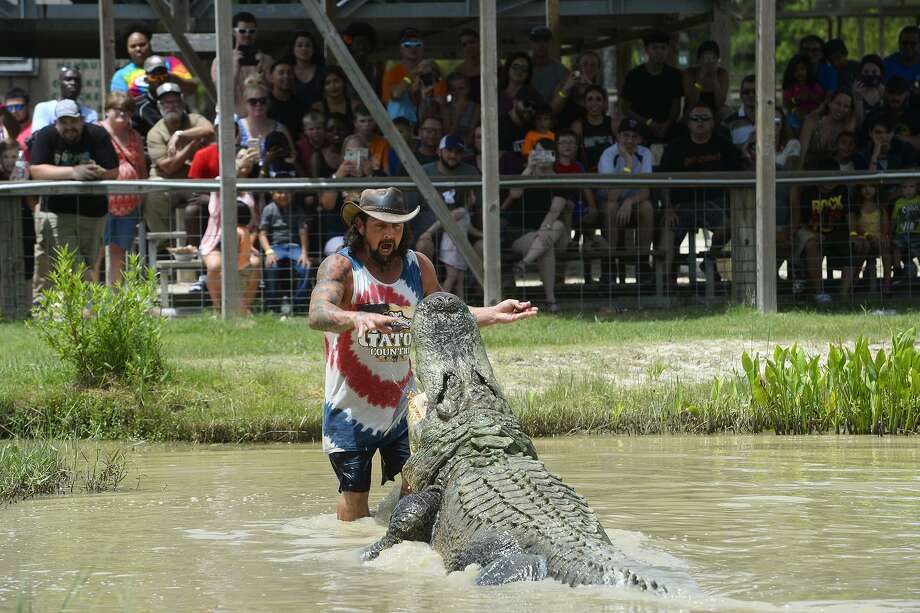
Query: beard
369 238 399 266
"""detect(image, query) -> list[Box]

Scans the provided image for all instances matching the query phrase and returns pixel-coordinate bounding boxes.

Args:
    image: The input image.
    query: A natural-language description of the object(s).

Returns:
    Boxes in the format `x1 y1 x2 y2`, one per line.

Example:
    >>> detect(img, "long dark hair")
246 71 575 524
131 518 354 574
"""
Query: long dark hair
290 30 326 67
782 54 817 90
499 52 533 90
345 213 414 259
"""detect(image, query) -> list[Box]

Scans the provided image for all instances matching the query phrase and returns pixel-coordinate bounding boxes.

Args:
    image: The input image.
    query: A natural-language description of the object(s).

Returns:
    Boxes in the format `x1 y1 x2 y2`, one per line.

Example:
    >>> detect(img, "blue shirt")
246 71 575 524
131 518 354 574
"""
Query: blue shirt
883 53 920 85
31 99 99 134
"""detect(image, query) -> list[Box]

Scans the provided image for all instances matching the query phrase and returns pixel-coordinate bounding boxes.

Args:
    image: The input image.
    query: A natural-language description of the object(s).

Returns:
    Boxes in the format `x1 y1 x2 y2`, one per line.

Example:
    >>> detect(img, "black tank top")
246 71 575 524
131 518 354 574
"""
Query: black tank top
580 116 616 171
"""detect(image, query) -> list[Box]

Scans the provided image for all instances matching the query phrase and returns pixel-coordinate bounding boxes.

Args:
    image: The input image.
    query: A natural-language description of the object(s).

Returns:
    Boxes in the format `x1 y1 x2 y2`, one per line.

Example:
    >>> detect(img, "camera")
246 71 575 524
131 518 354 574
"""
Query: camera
238 44 259 67
531 149 555 164
573 70 582 79
344 148 369 163
861 75 881 88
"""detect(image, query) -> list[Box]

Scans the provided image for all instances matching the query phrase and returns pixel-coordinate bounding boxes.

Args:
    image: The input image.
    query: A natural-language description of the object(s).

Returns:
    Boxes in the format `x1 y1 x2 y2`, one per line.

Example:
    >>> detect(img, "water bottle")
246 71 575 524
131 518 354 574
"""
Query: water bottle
280 295 292 316
10 150 28 180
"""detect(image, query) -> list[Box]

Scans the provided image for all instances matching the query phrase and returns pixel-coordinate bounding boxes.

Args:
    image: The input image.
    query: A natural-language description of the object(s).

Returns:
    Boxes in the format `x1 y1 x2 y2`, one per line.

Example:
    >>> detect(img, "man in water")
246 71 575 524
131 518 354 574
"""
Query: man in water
308 187 537 521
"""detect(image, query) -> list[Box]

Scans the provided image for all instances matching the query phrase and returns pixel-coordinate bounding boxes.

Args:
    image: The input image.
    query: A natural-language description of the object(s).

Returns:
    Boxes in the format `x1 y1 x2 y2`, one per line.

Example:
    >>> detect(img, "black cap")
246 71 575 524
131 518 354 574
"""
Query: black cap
528 25 553 41
618 118 643 134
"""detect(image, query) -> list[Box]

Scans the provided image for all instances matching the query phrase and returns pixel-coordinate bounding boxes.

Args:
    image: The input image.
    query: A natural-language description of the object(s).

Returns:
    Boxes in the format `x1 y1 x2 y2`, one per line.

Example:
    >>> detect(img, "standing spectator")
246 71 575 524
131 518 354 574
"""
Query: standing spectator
498 86 539 157
290 31 326 111
415 115 443 165
260 190 311 313
110 24 194 98
341 22 380 97
800 89 856 167
442 71 479 147
782 54 824 132
883 26 920 89
598 119 655 284
454 29 481 103
210 11 274 117
724 74 757 148
620 30 683 144
350 106 389 173
131 56 173 138
382 28 445 123
527 25 568 104
498 52 534 115
30 100 118 290
312 66 357 128
31 67 99 133
799 34 837 94
852 55 886 126
414 60 447 125
864 77 920 153
682 40 730 118
572 85 616 171
824 39 860 92
296 111 325 172
4 88 32 156
310 113 347 178
659 103 743 285
551 51 602 129
853 113 915 172
97 92 147 283
267 56 305 137
146 83 214 237
0 138 34 310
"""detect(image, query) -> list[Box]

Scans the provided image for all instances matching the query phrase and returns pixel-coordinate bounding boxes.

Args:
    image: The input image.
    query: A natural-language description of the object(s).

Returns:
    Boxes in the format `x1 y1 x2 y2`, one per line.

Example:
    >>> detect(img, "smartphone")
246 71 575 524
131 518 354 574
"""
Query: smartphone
246 137 261 151
531 149 555 164
237 44 259 67
573 70 581 79
344 147 368 163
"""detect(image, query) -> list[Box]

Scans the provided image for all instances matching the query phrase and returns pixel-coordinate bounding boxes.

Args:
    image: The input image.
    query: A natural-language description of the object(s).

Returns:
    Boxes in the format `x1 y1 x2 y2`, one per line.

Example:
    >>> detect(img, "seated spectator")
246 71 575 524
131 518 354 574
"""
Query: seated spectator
553 129 600 284
415 115 444 165
620 30 683 144
854 112 915 172
31 67 99 133
382 28 445 123
521 105 555 157
782 54 824 131
551 51 603 128
267 56 306 137
499 86 539 158
800 89 856 167
146 83 214 239
864 77 920 153
442 71 479 148
111 24 194 98
413 135 480 264
97 92 147 283
131 56 174 138
852 55 886 126
199 197 261 314
259 130 301 178
800 34 837 94
290 30 326 110
312 66 357 128
834 130 856 171
851 183 891 294
296 111 325 171
241 83 296 162
210 11 274 117
789 158 859 304
503 139 570 313
824 39 860 92
724 74 756 147
310 113 347 178
527 25 568 104
30 100 118 293
259 190 311 313
883 26 920 89
682 40 730 118
659 103 742 286
598 119 655 285
890 178 920 283
572 85 615 171
499 52 534 116
4 88 32 156
351 105 389 173
454 28 481 103
319 134 379 255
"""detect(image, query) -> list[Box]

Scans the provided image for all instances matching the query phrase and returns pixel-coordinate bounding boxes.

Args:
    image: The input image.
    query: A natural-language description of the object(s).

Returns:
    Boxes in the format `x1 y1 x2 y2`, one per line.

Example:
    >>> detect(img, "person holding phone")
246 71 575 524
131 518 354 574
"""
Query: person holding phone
853 55 886 125
209 11 274 116
319 134 380 256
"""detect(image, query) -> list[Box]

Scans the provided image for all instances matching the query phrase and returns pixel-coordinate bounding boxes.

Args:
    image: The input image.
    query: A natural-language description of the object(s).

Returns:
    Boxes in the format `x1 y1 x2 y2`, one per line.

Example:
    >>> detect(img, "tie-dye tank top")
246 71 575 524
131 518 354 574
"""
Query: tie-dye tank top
322 248 424 454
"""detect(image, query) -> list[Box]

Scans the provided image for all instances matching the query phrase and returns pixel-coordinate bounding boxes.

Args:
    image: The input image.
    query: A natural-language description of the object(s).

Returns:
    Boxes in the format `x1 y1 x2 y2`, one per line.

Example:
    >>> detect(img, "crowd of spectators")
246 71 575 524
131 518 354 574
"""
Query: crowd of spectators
3 14 920 312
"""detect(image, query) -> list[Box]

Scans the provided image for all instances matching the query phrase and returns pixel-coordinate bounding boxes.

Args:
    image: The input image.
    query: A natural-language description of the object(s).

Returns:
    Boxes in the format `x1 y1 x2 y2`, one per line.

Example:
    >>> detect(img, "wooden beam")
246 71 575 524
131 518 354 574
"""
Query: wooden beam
215 0 239 317
480 0 501 305
99 0 115 101
147 0 217 105
546 0 560 58
754 0 776 313
710 0 734 80
298 0 486 286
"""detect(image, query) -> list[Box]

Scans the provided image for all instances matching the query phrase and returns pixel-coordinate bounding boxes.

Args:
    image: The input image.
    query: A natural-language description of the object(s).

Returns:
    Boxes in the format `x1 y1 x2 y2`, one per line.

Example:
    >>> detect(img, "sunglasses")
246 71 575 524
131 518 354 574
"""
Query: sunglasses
235 28 256 35
688 115 713 123
741 88 755 95
401 40 423 49
510 63 529 72
247 97 268 106
4 103 25 112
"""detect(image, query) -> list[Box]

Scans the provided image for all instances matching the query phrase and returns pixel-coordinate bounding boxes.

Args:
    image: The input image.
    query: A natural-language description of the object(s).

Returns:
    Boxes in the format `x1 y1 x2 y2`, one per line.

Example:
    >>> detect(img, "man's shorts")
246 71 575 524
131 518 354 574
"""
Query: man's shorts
895 233 920 256
672 200 726 235
328 434 411 493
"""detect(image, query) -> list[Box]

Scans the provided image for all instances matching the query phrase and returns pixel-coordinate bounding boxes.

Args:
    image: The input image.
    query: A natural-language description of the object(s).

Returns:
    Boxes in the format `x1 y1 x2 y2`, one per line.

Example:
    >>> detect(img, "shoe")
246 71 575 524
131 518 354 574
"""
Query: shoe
513 261 527 278
814 292 832 304
791 280 806 295
189 281 206 293
546 301 561 314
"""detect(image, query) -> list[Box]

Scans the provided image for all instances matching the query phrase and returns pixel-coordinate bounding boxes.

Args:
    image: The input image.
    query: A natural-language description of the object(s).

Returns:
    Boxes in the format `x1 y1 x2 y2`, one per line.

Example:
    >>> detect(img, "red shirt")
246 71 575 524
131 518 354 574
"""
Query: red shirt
188 143 220 179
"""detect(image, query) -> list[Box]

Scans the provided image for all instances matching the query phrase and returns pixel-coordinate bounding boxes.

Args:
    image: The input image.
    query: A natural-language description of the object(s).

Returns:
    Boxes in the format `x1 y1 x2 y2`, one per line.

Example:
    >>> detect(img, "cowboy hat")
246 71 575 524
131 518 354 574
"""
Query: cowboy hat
341 187 420 226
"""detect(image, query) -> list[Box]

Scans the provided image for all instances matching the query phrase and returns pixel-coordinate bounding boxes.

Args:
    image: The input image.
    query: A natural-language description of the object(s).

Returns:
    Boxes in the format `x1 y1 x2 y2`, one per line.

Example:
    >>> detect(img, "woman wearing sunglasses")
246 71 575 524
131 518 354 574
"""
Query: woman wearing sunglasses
499 52 534 115
240 84 296 166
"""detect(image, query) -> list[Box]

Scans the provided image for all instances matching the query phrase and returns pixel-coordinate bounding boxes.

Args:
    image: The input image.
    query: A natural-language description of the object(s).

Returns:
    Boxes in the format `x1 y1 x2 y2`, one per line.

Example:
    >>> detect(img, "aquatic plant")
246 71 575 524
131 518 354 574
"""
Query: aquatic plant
29 247 166 388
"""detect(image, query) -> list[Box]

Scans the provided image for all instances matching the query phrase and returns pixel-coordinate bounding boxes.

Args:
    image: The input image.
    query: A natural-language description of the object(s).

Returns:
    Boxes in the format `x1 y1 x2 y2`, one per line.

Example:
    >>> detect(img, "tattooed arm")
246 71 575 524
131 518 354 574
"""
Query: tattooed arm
308 254 403 335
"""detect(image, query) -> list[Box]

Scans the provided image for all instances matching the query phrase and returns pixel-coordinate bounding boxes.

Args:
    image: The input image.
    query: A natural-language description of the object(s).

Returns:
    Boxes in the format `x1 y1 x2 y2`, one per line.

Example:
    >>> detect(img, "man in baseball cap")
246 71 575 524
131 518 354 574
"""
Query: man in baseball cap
528 24 569 103
310 185 537 523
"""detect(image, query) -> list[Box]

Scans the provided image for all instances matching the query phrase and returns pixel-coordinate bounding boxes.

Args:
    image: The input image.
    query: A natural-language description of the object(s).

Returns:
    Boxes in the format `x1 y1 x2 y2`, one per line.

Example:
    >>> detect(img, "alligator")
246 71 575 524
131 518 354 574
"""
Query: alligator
361 292 669 592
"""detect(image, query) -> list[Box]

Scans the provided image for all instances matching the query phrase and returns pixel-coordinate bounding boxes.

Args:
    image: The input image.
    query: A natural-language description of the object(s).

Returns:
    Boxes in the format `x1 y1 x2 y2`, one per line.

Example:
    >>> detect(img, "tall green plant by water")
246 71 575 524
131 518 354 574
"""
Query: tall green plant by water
29 247 166 388
739 329 920 435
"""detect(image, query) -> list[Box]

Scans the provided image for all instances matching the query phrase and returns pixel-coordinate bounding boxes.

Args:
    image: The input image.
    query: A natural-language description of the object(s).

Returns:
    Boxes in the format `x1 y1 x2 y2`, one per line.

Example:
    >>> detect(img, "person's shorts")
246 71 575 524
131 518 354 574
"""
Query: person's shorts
895 233 920 256
798 228 856 268
103 210 140 251
328 435 411 493
672 200 726 235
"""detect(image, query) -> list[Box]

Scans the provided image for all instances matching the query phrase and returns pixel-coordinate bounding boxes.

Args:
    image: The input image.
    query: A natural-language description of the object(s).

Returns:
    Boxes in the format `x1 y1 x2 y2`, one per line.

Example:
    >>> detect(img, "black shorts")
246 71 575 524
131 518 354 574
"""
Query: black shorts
328 434 411 493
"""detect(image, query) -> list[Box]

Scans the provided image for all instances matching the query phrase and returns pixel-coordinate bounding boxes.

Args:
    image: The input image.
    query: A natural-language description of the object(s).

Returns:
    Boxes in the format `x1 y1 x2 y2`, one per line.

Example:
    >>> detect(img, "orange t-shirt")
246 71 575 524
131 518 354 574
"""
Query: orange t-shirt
368 136 390 174
522 130 556 157
381 63 447 104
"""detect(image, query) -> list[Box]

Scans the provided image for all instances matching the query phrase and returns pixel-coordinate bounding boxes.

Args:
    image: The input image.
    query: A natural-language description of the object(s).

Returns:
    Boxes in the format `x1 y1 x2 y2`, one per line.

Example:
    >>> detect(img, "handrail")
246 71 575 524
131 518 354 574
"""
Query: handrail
1 170 919 197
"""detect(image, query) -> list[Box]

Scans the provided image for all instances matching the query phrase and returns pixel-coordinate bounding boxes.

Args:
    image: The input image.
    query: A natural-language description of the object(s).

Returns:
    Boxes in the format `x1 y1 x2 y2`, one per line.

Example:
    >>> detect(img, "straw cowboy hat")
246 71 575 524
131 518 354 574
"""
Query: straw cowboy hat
341 187 420 226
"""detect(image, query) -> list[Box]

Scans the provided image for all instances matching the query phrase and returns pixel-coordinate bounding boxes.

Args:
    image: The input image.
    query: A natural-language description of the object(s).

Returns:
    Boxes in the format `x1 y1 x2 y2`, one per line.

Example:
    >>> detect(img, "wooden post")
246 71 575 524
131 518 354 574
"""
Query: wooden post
99 0 115 100
546 0 560 58
0 197 28 320
298 0 485 286
480 0 501 305
710 0 734 82
755 0 776 313
148 0 217 105
215 0 239 317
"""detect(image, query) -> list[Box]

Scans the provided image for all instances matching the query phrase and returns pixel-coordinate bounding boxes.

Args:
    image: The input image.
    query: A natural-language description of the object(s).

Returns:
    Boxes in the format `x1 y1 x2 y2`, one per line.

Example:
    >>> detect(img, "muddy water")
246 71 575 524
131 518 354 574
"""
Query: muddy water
1 436 918 612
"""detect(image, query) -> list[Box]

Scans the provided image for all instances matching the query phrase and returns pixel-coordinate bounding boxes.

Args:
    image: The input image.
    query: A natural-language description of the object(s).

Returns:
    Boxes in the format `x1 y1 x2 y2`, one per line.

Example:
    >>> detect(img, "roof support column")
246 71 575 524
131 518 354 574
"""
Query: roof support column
480 0 501 305
215 0 239 317
546 0 560 57
148 0 217 104
755 0 776 313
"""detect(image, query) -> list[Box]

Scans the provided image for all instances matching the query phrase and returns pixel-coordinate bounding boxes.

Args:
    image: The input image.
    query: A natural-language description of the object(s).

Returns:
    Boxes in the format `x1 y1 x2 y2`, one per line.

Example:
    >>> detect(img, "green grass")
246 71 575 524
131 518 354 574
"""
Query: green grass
2 306 920 442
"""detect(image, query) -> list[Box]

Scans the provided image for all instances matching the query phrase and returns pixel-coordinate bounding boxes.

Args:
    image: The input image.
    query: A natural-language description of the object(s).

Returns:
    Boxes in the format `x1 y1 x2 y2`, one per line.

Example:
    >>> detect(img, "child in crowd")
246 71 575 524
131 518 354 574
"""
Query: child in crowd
834 131 857 171
296 111 325 170
260 190 311 313
891 179 920 282
521 105 555 157
782 54 824 131
0 138 21 179
442 72 479 149
852 183 891 293
553 130 600 283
